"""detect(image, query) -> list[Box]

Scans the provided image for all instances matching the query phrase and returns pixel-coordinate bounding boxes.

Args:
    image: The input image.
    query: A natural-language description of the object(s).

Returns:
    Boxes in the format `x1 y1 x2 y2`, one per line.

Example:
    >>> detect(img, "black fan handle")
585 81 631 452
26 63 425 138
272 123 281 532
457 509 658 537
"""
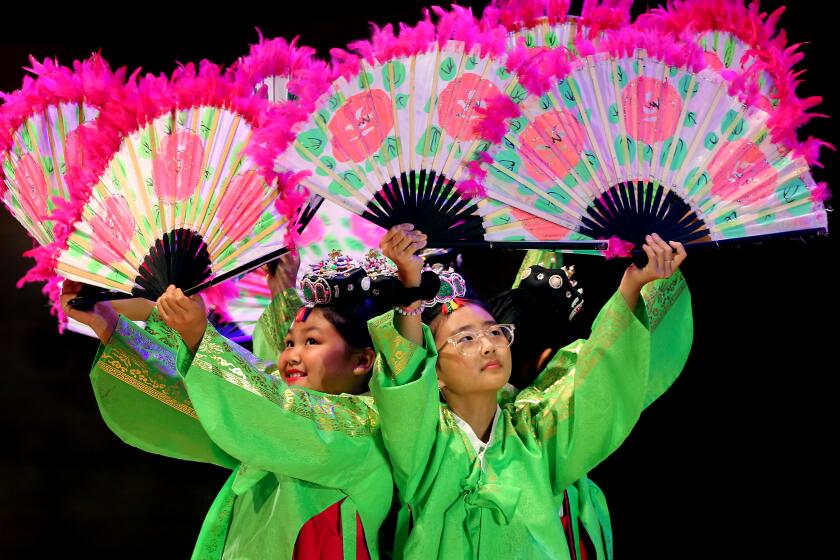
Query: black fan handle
68 285 133 310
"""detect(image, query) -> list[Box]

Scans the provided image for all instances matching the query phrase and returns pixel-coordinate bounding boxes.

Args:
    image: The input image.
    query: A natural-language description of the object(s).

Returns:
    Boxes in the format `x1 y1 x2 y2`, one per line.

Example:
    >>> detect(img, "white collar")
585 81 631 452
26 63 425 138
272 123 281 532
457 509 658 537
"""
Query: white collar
451 405 501 468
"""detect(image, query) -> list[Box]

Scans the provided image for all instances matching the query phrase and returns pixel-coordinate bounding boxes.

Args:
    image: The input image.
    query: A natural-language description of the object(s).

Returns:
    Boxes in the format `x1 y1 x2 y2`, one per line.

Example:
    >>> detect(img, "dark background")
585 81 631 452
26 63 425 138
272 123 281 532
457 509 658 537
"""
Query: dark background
1 1 835 557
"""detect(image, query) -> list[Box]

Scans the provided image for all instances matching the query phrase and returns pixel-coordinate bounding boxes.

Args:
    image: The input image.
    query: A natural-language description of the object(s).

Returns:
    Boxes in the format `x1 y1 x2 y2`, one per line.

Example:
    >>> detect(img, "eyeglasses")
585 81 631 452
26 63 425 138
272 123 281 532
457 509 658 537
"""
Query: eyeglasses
442 324 515 356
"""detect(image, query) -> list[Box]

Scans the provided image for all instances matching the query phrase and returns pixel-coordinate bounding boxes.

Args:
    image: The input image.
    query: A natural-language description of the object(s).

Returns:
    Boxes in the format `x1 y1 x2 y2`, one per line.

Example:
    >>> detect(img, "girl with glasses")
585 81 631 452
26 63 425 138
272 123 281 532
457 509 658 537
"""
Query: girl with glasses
369 224 687 560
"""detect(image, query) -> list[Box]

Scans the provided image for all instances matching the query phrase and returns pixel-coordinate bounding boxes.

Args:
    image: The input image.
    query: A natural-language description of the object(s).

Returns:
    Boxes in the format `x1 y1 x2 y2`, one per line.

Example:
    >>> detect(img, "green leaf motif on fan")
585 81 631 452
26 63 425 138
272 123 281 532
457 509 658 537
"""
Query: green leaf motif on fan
633 61 641 75
575 152 600 182
758 213 775 224
608 103 620 124
722 110 747 141
612 66 628 88
20 126 33 152
40 156 54 176
465 55 478 71
2 159 14 180
358 71 374 89
440 58 457 81
575 109 592 126
177 111 188 126
615 136 637 166
716 211 745 238
547 189 570 205
416 126 442 157
535 197 562 216
200 109 216 141
162 116 173 136
489 150 520 184
723 36 736 68
296 128 328 158
539 94 553 111
684 168 710 196
496 66 511 80
328 171 364 197
383 61 406 90
444 142 463 160
379 136 400 162
139 130 153 158
316 156 337 177
545 31 559 48
777 178 812 216
509 84 528 104
640 143 654 163
508 117 527 134
395 94 409 109
704 132 719 151
678 75 700 100
669 67 679 77
524 34 536 48
328 94 343 112
684 112 698 128
659 138 687 170
316 110 331 126
557 80 578 109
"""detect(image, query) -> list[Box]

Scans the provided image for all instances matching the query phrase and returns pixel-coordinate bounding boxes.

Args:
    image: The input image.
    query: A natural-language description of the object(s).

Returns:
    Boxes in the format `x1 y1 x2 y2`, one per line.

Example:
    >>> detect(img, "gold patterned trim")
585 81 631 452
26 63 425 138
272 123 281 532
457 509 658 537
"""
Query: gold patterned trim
642 273 688 333
193 326 379 438
98 345 198 419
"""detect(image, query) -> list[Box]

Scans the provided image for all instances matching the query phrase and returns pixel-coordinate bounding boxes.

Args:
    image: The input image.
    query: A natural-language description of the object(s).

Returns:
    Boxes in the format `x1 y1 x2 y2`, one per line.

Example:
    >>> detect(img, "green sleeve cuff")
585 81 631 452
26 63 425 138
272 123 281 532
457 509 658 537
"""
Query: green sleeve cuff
368 310 437 386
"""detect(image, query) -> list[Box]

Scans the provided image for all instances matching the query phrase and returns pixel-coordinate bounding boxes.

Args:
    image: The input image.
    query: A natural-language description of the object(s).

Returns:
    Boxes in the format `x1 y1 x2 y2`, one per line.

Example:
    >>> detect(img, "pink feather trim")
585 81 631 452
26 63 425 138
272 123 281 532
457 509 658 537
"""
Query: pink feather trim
231 32 334 107
598 26 708 73
474 93 522 143
810 182 831 203
0 53 125 185
602 236 634 259
481 0 573 30
201 281 240 317
346 4 509 66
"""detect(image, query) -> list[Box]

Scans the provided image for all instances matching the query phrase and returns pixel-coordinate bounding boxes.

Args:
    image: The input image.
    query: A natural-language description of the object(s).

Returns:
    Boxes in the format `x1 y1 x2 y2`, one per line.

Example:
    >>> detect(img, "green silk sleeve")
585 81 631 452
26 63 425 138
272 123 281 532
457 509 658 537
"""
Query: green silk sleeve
640 270 693 408
252 288 303 363
89 317 237 467
511 290 651 493
142 306 183 351
368 311 440 503
178 322 382 488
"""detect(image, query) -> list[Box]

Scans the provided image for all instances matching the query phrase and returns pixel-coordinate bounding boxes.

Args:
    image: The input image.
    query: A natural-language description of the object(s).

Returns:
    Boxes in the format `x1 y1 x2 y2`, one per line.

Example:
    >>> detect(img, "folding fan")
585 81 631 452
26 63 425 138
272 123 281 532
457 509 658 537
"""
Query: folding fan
471 27 829 252
259 6 609 252
50 61 314 305
0 55 126 326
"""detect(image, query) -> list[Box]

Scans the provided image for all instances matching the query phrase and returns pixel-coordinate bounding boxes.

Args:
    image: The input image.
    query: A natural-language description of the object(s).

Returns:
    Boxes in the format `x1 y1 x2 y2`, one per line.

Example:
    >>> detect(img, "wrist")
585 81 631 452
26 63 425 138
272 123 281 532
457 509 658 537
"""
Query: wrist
181 321 208 354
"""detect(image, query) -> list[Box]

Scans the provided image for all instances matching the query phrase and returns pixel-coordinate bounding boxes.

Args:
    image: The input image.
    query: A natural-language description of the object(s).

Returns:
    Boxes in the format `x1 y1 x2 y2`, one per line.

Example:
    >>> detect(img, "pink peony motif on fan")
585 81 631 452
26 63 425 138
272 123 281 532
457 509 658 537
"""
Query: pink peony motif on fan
511 208 572 240
217 172 269 242
349 213 386 246
438 73 502 141
63 126 87 171
708 139 778 203
329 90 394 163
152 131 205 202
90 195 135 264
623 76 683 144
520 110 586 179
703 52 724 71
14 153 51 220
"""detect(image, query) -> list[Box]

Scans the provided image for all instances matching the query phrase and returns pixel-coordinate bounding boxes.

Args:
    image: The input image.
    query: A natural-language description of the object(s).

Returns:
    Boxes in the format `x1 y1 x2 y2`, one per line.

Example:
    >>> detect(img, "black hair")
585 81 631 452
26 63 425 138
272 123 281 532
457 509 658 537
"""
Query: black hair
421 294 493 332
489 287 576 388
312 298 390 350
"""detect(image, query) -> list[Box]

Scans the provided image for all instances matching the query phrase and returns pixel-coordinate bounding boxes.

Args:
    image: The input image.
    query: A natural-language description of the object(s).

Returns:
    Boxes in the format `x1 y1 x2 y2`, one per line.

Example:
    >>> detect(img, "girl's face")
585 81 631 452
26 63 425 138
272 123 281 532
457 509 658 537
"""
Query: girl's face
279 308 374 395
431 303 513 396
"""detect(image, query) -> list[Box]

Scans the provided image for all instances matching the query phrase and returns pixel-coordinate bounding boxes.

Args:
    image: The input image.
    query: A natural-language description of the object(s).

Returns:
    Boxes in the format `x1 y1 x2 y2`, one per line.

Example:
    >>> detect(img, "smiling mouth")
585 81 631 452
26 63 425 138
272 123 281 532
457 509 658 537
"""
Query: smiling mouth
285 370 308 380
